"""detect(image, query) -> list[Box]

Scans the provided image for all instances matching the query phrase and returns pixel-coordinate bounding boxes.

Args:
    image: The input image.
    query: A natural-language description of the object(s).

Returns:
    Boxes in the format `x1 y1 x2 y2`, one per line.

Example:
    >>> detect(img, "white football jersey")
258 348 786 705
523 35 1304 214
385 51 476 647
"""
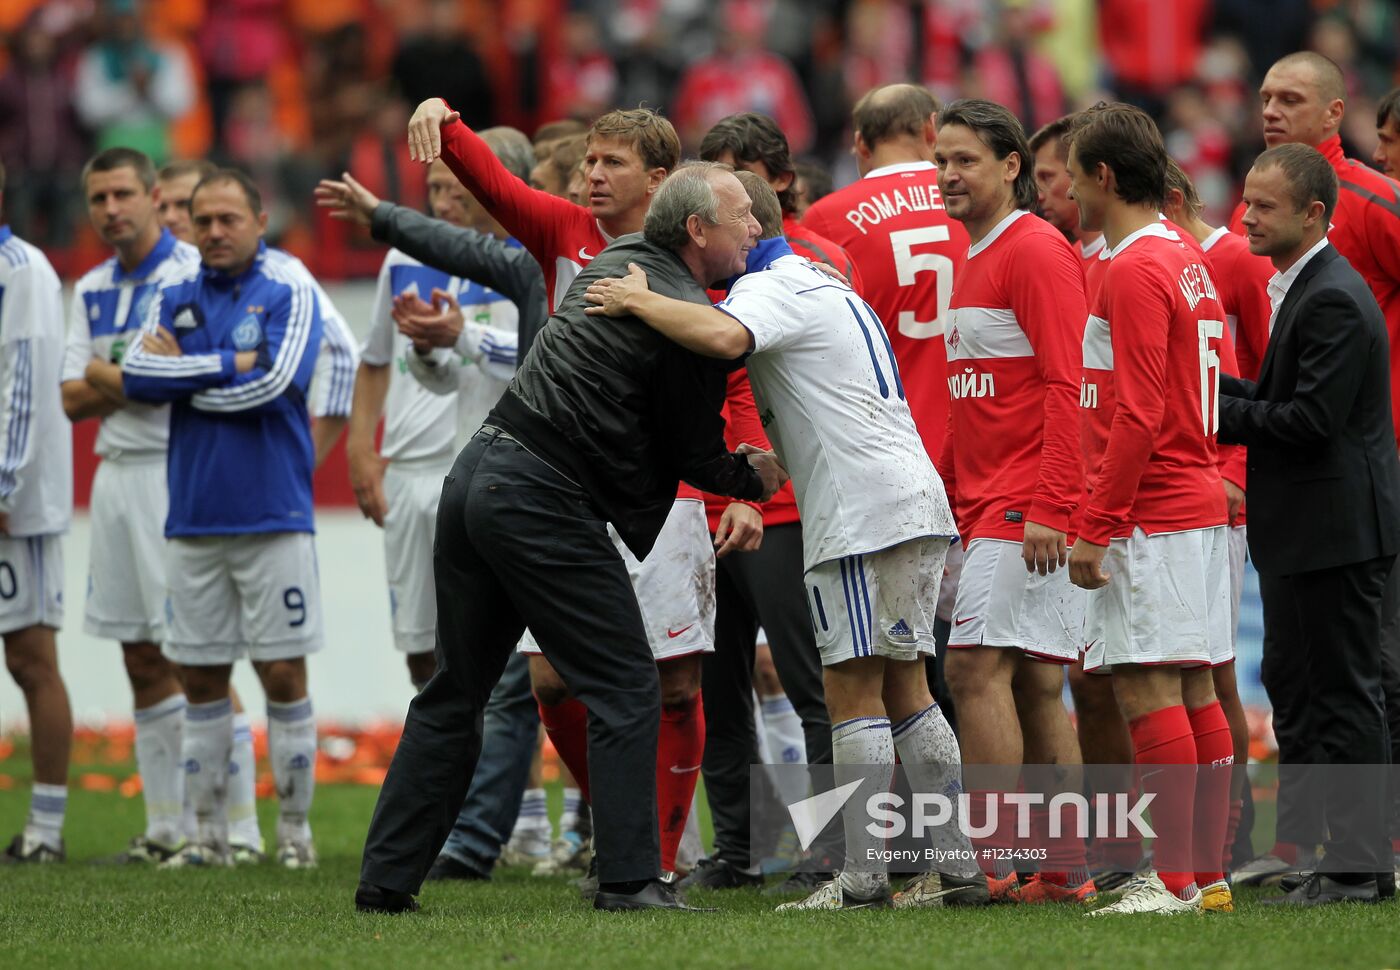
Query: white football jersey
63 230 198 457
717 253 955 572
0 227 73 535
363 248 518 461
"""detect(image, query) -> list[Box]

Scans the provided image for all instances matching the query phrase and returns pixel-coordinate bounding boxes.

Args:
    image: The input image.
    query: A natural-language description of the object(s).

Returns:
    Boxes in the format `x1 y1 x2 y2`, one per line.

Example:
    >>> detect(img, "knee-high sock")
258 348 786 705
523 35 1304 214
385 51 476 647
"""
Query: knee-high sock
891 702 980 878
1189 701 1233 886
513 787 550 838
538 698 590 803
183 698 233 849
833 716 894 898
267 698 317 845
227 711 262 849
25 783 67 849
133 694 186 847
1129 706 1198 899
656 691 705 873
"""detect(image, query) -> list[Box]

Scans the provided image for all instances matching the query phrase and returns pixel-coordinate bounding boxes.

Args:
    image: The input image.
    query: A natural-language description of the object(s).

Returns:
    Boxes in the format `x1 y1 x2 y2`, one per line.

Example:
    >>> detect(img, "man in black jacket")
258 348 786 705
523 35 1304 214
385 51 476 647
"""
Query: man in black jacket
1221 143 1400 905
356 162 787 913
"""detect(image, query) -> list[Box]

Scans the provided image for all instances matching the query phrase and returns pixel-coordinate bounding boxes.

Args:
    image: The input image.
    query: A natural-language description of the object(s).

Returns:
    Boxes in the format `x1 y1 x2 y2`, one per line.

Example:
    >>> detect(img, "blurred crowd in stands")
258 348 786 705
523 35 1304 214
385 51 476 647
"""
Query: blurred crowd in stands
2 0 1397 278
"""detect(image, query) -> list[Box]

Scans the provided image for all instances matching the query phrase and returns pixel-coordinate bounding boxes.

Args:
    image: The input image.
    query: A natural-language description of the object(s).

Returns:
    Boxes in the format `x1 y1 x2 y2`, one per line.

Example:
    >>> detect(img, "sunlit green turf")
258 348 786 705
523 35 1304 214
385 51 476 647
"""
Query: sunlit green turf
3 749 1400 970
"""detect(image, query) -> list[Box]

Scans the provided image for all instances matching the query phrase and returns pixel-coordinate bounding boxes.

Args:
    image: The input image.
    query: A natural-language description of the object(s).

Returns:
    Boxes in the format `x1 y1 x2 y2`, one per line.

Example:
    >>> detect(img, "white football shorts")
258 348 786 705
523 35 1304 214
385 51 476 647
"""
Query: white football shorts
1082 526 1233 673
519 497 716 661
163 532 324 665
382 457 452 654
936 536 963 624
805 536 951 666
83 456 168 642
946 538 1085 663
1227 523 1247 648
0 534 63 635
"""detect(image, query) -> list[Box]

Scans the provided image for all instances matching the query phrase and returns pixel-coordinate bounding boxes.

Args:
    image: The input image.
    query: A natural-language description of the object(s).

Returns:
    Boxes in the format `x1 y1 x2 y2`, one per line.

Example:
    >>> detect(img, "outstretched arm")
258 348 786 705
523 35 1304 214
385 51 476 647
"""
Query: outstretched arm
585 264 753 359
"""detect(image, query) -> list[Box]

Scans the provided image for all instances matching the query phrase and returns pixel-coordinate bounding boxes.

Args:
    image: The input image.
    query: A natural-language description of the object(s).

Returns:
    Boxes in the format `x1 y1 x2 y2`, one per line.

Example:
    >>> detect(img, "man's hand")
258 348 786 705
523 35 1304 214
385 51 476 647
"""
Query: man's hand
234 351 257 373
1224 480 1245 526
142 328 181 357
1068 537 1111 590
394 288 464 352
737 442 788 502
584 263 650 317
347 444 390 527
809 261 851 288
408 98 460 163
714 502 763 558
1023 520 1068 576
314 173 381 228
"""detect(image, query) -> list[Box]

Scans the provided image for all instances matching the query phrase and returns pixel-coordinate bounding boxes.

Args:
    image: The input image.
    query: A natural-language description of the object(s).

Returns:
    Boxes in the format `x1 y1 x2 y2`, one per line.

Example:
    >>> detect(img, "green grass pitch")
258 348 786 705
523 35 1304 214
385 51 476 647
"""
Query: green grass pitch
3 752 1400 969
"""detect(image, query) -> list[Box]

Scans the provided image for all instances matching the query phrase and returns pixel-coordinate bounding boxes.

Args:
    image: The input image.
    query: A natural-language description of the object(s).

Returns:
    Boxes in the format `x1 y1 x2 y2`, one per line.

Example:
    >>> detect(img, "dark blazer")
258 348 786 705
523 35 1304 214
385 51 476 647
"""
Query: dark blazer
1219 243 1400 575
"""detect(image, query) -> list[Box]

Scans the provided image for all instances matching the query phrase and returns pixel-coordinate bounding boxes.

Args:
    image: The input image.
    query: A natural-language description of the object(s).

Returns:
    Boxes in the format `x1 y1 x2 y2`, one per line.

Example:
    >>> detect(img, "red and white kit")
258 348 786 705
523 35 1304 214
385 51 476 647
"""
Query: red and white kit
1079 222 1232 672
801 160 969 460
939 210 1087 662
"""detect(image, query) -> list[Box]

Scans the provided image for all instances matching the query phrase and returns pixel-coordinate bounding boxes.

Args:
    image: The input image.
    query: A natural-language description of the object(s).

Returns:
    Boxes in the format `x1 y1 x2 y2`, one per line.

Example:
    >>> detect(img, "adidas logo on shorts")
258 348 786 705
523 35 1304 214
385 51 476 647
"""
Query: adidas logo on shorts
888 618 915 643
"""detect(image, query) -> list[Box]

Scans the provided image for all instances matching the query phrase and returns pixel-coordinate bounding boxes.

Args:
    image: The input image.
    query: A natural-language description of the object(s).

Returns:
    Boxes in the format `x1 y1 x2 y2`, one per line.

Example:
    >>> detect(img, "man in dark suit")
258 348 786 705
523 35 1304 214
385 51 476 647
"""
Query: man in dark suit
1221 142 1400 905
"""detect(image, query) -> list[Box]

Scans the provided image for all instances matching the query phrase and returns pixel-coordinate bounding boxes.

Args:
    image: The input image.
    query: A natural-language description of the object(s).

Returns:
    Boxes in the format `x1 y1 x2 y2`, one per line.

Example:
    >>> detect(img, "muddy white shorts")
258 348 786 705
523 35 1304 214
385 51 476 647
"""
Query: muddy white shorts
946 538 1085 663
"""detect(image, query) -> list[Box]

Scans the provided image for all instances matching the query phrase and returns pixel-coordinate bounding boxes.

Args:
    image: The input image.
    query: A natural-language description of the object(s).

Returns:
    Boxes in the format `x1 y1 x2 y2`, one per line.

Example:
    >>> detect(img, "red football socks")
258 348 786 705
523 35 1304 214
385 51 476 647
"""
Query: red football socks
537 697 591 803
1129 705 1198 898
655 691 705 873
1188 701 1233 887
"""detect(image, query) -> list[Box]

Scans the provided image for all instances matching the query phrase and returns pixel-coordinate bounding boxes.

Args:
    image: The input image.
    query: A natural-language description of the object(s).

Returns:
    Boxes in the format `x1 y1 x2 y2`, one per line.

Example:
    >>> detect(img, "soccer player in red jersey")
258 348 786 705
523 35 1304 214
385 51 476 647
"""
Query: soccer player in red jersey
931 100 1092 905
1229 51 1400 885
1029 115 1108 304
1066 104 1234 916
1165 159 1269 888
1375 89 1400 179
698 112 865 293
405 99 751 881
1230 53 1400 439
802 83 969 461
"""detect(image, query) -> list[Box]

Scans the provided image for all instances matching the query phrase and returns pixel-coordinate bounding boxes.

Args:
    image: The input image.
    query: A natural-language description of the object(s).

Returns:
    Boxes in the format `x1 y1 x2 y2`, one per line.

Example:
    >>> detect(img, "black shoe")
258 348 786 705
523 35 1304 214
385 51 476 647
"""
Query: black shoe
763 869 832 896
676 857 764 891
1277 869 1315 894
355 881 421 914
594 878 715 912
1377 869 1396 900
1262 873 1380 907
934 870 993 907
425 853 491 882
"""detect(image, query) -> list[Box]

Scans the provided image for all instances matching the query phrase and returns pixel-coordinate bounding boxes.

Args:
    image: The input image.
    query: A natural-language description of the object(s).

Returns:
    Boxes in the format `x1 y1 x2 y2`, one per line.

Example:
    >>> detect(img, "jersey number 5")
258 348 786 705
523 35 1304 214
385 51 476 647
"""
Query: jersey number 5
890 226 954 340
1198 319 1223 436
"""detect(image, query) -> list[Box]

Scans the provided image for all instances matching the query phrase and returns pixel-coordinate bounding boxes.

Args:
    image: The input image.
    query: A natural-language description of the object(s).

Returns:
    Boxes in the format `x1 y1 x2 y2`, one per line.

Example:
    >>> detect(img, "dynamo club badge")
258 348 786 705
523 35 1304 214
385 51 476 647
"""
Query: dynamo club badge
232 314 263 350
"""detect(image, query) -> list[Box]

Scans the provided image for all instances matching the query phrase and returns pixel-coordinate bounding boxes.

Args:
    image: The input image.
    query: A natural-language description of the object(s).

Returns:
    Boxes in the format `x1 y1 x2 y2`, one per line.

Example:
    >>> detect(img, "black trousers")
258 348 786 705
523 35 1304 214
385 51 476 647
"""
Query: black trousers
361 430 662 891
1259 555 1394 874
1379 562 1400 841
700 522 836 866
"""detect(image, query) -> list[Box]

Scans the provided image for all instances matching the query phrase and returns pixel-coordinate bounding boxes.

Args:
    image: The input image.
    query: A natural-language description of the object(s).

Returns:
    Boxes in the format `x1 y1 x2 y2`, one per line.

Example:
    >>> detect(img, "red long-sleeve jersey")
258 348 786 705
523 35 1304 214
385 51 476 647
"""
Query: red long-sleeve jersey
1077 222 1228 545
801 160 970 460
435 111 703 501
1231 135 1400 442
436 113 607 313
937 210 1085 543
704 368 800 533
782 216 864 295
1080 234 1110 306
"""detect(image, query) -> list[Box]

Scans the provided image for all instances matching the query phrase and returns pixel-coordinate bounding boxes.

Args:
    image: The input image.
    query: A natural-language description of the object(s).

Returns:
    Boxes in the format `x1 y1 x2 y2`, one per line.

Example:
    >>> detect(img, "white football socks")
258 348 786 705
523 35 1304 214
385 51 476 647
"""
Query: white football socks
133 693 186 847
515 787 550 837
560 787 582 834
832 716 894 899
760 692 811 809
892 702 980 877
227 711 262 850
183 698 234 849
25 782 67 849
267 698 316 846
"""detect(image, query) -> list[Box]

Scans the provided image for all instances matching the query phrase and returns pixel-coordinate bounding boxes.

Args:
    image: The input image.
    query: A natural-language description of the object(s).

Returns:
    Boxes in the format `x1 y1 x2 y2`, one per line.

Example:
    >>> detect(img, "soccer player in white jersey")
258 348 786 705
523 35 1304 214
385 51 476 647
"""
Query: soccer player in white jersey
62 148 204 863
585 168 984 911
933 100 1093 904
0 159 75 864
347 156 519 689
